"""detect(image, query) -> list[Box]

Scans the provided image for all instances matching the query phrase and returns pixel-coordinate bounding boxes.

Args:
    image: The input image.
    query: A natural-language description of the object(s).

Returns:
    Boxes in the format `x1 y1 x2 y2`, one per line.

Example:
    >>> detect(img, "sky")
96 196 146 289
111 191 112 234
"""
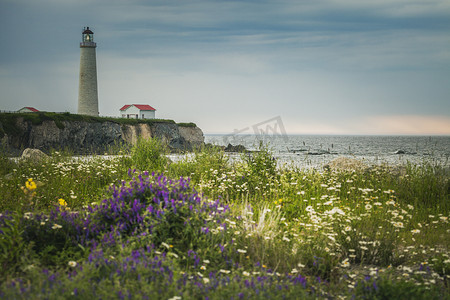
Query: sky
1 0 450 135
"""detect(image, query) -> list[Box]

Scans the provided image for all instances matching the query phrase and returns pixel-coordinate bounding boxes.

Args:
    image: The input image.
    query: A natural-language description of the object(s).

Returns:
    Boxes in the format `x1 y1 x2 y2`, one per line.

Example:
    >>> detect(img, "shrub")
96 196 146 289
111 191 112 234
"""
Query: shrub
241 141 277 196
130 137 170 173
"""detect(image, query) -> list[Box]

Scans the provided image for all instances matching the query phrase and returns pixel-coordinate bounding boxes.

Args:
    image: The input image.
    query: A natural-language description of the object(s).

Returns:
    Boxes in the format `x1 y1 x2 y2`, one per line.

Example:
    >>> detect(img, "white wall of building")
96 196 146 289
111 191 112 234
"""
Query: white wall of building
121 106 156 119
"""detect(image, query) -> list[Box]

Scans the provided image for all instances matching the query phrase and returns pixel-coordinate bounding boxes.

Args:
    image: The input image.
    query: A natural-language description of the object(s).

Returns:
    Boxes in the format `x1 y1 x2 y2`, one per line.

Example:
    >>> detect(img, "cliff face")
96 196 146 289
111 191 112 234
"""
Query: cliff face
1 117 204 155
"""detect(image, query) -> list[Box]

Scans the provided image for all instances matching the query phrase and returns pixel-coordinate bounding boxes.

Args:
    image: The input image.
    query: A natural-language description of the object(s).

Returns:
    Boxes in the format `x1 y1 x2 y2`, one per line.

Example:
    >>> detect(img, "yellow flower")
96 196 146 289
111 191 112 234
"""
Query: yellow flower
25 179 37 191
58 198 68 206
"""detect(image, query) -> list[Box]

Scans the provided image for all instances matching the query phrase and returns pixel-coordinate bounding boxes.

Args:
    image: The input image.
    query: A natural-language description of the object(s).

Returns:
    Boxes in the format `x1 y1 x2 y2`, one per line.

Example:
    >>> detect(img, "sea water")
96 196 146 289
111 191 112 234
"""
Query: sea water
204 134 450 169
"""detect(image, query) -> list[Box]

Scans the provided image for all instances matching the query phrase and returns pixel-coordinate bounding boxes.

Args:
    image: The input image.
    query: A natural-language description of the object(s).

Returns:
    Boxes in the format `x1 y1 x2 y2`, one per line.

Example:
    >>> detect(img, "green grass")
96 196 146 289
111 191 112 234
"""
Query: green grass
0 112 176 138
177 122 197 127
0 139 448 299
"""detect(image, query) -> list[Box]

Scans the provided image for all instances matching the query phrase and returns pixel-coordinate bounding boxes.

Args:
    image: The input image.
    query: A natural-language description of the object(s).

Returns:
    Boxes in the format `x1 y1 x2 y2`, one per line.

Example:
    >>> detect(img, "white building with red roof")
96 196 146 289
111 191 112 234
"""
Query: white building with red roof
18 107 40 113
119 104 156 119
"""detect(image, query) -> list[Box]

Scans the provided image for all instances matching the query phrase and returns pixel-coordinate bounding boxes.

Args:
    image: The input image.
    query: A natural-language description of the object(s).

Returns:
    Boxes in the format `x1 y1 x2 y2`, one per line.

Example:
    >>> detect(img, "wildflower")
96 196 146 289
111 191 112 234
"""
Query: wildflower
305 206 314 212
161 242 170 249
52 224 62 229
25 178 37 191
58 198 67 206
68 261 77 267
282 236 291 242
328 207 345 215
237 249 247 254
243 271 250 276
345 226 352 232
411 229 420 234
219 269 230 274
393 222 404 228
341 259 350 268
202 278 210 284
203 260 210 264
365 204 372 210
291 268 298 274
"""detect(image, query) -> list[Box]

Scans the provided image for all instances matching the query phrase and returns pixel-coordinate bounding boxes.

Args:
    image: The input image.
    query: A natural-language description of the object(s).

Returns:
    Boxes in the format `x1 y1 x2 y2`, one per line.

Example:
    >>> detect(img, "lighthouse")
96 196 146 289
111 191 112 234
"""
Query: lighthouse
77 27 99 116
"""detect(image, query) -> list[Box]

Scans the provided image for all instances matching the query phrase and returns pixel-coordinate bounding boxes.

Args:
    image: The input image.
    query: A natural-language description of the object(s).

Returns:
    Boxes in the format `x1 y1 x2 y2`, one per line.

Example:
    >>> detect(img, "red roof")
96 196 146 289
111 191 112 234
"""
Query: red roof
24 107 39 112
119 105 131 111
120 104 156 111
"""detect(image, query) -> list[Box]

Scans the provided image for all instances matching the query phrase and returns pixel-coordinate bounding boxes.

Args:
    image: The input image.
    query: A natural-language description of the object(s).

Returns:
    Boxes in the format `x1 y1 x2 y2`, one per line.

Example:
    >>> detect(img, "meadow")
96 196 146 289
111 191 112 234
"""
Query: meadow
0 138 448 299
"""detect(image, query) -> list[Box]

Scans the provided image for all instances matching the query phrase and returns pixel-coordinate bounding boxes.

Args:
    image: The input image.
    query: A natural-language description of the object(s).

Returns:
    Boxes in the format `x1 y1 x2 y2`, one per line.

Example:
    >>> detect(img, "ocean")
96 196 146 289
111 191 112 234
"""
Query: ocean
204 134 450 169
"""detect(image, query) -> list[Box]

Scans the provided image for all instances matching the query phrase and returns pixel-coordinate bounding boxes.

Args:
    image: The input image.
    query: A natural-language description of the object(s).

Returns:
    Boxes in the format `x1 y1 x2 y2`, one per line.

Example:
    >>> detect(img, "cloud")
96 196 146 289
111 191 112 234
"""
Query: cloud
1 0 449 135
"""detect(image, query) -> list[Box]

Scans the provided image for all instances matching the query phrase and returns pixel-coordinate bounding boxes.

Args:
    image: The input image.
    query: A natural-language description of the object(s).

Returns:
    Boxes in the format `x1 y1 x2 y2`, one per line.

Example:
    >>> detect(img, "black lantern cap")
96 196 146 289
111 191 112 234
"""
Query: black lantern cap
82 27 94 34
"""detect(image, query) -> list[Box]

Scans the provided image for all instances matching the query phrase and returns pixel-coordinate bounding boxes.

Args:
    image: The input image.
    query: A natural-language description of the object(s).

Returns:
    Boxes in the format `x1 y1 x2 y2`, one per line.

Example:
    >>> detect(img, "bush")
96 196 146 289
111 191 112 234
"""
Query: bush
0 147 14 176
241 141 277 196
130 137 169 173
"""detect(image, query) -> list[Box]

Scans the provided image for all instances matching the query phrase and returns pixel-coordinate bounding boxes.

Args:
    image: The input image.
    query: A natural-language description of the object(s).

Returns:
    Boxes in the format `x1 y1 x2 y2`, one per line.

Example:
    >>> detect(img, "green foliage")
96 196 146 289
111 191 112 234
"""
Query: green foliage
177 122 197 127
0 147 14 176
0 153 130 212
354 275 442 300
0 213 35 278
241 142 277 195
392 162 449 211
428 254 450 283
0 112 176 138
0 140 448 299
130 137 170 173
168 144 230 183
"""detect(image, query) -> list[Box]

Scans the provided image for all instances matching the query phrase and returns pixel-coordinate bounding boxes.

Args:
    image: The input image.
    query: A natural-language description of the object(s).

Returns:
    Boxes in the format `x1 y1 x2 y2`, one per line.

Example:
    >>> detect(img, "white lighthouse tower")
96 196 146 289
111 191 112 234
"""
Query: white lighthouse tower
77 27 99 116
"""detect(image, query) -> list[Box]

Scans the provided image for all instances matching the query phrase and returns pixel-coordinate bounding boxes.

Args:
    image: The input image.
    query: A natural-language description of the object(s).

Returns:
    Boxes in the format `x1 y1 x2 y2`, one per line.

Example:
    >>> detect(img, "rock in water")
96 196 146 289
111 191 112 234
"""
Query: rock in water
225 143 247 153
323 157 367 172
21 148 48 161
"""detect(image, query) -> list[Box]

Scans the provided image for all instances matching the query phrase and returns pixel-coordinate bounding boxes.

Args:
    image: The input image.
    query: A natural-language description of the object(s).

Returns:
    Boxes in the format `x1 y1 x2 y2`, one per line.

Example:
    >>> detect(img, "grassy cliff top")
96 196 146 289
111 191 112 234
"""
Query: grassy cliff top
0 112 196 137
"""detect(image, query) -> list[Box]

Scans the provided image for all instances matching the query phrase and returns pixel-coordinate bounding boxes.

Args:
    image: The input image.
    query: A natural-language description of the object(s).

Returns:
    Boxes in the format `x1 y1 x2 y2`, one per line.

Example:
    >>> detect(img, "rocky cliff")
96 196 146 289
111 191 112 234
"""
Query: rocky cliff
0 116 204 155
